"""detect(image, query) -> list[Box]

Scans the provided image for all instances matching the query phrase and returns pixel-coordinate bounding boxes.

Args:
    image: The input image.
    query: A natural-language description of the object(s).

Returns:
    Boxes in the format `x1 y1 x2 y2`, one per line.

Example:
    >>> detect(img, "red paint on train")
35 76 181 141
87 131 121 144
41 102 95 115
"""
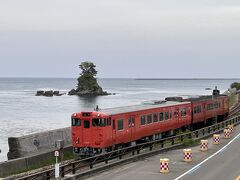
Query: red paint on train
71 94 229 155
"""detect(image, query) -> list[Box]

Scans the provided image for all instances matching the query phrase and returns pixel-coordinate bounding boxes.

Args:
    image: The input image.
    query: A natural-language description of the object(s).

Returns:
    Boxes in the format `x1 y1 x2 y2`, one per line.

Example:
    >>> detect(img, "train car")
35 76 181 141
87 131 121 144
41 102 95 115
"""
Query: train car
72 89 229 156
186 95 229 129
72 100 191 155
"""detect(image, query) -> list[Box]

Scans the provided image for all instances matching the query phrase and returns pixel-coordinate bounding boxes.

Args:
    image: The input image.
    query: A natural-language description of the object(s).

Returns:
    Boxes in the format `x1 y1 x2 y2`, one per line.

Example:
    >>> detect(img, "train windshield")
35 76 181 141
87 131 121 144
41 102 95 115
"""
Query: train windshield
92 118 106 127
72 118 81 126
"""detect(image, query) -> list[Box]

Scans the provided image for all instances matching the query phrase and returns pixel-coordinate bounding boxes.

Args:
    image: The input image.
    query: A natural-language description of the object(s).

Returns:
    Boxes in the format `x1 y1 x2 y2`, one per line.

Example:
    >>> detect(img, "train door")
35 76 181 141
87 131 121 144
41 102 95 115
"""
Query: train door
82 119 91 145
128 116 135 141
175 108 179 125
112 119 116 144
203 103 206 123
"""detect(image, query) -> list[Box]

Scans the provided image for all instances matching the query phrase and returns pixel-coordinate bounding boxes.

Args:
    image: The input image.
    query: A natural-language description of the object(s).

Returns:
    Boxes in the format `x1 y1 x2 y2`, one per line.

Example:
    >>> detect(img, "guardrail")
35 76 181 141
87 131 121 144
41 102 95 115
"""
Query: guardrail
17 115 240 180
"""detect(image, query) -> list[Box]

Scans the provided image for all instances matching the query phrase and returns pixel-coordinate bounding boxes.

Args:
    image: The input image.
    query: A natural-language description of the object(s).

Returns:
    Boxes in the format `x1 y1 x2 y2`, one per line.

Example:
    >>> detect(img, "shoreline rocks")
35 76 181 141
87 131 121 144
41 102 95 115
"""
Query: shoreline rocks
36 90 115 97
68 89 111 96
35 90 65 97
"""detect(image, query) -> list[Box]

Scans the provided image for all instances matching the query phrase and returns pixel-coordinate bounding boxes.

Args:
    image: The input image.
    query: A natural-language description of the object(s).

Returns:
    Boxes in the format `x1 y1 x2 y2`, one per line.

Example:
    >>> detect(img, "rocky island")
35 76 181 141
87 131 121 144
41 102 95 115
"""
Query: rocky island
68 61 110 96
35 90 65 97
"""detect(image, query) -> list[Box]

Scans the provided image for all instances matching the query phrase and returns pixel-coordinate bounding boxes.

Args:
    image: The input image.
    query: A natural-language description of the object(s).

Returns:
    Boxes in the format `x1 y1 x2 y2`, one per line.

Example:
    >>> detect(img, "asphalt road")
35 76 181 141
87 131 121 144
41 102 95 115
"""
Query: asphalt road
177 132 240 180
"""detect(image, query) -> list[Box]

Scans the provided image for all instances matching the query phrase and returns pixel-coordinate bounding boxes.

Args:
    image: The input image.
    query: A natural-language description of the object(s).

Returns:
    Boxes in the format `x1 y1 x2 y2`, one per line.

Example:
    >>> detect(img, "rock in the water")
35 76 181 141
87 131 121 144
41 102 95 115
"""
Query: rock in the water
54 91 65 96
35 90 44 96
68 89 77 95
44 90 54 97
53 91 60 96
36 90 65 97
69 61 112 96
73 90 111 96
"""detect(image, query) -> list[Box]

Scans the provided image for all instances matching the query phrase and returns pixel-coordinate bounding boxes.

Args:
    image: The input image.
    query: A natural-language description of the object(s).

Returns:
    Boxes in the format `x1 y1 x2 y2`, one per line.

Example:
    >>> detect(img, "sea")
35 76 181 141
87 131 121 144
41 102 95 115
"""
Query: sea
0 78 238 162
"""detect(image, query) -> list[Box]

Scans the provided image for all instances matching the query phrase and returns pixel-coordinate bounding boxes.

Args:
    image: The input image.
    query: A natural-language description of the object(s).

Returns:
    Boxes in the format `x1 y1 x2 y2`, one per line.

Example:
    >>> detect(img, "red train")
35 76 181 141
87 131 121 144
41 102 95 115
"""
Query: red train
71 89 229 155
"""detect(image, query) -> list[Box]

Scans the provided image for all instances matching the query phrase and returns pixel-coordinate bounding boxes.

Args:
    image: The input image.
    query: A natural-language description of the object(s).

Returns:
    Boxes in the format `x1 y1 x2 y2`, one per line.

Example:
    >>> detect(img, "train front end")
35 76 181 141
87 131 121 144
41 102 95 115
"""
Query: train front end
71 111 111 156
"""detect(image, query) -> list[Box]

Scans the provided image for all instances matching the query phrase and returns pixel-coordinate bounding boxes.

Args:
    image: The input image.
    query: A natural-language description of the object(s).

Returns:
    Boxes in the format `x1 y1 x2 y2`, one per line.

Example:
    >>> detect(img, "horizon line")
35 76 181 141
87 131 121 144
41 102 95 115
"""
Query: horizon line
0 76 240 80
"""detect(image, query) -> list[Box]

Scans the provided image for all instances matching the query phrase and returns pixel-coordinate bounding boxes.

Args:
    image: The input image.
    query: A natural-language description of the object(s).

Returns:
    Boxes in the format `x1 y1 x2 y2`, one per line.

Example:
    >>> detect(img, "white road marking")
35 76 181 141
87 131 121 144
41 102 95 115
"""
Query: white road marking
174 132 240 180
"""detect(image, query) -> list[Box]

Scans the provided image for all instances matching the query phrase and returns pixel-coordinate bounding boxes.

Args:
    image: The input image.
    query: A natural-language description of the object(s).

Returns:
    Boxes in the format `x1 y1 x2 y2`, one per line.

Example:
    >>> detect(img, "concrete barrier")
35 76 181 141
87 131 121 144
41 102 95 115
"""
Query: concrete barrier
228 124 234 133
183 149 192 162
8 127 71 159
200 140 208 151
0 146 72 178
224 129 231 139
212 134 220 145
160 158 169 174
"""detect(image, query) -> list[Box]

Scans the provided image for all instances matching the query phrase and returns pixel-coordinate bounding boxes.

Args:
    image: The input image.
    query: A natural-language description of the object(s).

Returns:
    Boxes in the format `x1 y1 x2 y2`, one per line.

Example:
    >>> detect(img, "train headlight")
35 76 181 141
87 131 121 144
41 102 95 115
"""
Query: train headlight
74 148 79 153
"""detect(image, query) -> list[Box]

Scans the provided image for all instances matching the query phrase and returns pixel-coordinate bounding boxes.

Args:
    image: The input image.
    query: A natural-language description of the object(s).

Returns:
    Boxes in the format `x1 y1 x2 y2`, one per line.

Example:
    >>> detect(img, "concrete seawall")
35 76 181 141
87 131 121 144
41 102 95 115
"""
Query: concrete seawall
8 127 71 159
0 146 72 178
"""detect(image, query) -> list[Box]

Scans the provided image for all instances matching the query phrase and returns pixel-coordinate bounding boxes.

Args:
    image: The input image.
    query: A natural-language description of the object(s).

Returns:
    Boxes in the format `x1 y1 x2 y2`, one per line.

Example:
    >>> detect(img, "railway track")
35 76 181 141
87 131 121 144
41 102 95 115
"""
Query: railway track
229 102 240 118
9 114 240 180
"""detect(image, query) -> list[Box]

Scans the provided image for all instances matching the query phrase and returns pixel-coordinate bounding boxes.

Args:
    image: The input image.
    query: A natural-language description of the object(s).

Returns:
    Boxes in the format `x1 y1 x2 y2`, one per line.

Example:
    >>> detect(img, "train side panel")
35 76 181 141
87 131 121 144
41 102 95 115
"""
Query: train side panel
111 103 191 145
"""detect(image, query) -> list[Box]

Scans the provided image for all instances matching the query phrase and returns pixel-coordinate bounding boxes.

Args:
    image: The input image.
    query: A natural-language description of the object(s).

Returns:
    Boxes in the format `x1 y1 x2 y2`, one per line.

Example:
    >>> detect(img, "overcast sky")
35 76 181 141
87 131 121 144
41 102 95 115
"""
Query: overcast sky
0 0 240 78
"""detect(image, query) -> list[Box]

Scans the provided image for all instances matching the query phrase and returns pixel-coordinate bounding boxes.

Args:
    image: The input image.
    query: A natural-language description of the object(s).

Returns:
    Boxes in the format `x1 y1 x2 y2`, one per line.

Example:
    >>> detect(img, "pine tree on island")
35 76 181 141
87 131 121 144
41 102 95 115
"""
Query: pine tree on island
68 61 110 96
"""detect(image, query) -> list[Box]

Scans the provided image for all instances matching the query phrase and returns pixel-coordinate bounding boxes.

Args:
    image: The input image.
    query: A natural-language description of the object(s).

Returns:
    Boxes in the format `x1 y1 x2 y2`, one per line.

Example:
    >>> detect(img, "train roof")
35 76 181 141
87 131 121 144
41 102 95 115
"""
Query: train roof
101 101 190 115
184 94 227 102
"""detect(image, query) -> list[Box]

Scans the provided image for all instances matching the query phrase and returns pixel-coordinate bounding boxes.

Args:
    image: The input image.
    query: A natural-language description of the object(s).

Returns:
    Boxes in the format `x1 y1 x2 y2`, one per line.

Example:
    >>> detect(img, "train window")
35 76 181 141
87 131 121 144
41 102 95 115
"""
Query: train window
194 106 201 114
214 102 219 109
141 115 146 125
165 112 169 120
153 113 158 122
206 104 209 110
132 118 135 126
72 118 81 126
128 117 135 127
128 118 131 127
170 112 172 119
159 113 164 121
207 104 214 110
117 119 124 130
101 119 106 126
181 108 187 117
194 107 197 114
84 120 90 128
174 111 179 117
147 114 152 124
194 106 202 114
82 112 91 117
107 118 111 126
92 118 106 127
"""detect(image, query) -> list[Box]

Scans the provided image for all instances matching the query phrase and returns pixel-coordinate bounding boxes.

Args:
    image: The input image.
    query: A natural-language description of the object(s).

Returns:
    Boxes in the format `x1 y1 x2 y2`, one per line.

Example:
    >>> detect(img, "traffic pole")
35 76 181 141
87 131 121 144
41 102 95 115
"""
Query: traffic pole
54 150 60 179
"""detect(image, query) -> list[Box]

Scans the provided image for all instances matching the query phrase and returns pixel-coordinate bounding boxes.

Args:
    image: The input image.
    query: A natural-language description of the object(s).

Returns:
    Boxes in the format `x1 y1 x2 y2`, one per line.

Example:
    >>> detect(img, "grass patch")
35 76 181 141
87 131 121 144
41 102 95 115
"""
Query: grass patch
182 138 197 147
229 93 238 107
